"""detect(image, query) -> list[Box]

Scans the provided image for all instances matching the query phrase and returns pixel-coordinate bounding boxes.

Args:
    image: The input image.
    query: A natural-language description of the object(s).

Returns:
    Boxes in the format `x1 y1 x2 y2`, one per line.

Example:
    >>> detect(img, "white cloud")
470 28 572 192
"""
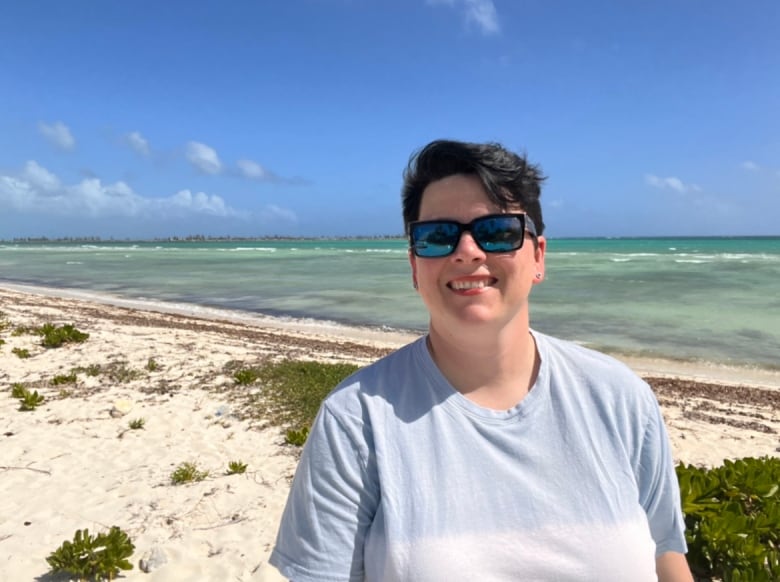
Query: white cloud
260 204 298 223
186 141 222 175
463 0 499 34
167 189 235 216
22 161 61 192
125 131 150 156
0 160 246 219
741 161 760 171
236 159 267 180
427 0 499 35
645 174 701 194
38 121 76 151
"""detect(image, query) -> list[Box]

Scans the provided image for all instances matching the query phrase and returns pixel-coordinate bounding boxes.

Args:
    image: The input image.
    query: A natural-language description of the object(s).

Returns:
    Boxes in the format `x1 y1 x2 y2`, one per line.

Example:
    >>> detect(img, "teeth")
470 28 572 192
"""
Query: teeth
450 280 490 290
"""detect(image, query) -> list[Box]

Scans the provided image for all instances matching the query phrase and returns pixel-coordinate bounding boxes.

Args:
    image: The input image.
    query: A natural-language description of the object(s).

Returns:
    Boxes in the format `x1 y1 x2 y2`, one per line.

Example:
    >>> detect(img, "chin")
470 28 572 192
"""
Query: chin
450 307 499 326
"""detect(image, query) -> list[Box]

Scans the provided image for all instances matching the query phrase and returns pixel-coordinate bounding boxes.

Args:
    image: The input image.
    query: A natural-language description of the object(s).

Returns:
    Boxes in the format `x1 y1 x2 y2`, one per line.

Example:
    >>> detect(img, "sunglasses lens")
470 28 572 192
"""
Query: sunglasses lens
473 215 525 252
411 215 529 257
411 222 460 257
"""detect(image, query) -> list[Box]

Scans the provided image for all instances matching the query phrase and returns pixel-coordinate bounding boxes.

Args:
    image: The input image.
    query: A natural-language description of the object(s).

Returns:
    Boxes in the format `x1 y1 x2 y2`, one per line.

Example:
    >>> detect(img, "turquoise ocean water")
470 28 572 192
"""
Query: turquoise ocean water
1 237 778 370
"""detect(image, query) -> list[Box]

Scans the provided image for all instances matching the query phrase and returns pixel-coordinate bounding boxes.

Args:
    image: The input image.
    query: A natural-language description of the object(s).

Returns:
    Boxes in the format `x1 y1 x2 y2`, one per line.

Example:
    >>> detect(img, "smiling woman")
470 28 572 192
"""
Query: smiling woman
269 140 694 582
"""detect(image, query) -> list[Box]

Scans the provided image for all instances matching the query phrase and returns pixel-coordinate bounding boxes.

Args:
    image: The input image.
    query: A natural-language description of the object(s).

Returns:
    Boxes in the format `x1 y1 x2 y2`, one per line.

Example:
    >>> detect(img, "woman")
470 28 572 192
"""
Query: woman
270 140 692 581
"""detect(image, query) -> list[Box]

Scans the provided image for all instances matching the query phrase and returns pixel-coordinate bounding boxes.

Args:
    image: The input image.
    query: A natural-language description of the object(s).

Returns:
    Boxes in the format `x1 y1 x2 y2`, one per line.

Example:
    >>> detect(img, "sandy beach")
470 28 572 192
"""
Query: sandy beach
1 284 779 581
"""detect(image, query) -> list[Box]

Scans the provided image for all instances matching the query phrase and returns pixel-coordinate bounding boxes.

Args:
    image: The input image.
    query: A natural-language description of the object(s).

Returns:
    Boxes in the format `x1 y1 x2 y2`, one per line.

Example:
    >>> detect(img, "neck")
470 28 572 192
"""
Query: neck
426 320 539 410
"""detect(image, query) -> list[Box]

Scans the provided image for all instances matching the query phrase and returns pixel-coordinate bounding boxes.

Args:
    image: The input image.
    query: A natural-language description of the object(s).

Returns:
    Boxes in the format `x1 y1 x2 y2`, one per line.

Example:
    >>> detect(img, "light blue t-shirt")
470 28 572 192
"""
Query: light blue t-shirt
270 331 687 581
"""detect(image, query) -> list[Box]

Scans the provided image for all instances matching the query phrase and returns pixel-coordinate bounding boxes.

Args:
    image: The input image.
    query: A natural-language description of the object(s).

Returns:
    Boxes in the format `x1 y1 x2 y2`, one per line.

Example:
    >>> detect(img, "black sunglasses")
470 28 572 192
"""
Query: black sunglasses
409 213 537 258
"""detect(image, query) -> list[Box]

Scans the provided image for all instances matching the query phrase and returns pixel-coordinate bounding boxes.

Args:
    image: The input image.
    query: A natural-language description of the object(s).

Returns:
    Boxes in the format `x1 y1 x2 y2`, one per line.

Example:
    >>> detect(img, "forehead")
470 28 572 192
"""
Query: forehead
419 174 520 220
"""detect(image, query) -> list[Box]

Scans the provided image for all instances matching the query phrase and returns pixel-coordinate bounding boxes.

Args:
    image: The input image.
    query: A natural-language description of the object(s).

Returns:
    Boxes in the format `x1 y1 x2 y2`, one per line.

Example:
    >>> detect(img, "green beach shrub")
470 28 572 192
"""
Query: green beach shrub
51 372 78 386
225 460 248 475
170 461 209 485
38 323 89 348
46 526 134 581
18 388 45 411
12 347 31 359
128 417 146 430
11 383 27 399
285 426 310 447
0 338 5 347
145 357 160 372
677 457 780 581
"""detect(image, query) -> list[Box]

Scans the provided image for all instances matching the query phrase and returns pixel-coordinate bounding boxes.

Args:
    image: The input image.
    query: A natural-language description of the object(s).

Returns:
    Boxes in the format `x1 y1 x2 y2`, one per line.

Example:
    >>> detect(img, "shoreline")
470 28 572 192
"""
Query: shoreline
1 284 779 580
3 280 780 390
0 280 421 352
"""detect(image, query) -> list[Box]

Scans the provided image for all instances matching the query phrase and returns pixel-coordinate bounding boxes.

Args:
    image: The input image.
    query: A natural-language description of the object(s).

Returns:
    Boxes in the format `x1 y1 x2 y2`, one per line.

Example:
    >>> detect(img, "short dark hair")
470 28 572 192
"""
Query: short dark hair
401 139 546 237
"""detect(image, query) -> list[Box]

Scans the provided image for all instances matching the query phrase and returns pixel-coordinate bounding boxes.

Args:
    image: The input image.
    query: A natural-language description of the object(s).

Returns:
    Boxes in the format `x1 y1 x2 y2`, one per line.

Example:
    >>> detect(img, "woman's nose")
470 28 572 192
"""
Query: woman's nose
451 231 486 262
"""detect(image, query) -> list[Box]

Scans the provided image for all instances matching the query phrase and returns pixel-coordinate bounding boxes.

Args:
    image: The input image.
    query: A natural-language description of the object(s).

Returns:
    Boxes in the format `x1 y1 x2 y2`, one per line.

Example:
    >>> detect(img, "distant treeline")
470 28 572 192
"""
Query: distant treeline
3 234 405 243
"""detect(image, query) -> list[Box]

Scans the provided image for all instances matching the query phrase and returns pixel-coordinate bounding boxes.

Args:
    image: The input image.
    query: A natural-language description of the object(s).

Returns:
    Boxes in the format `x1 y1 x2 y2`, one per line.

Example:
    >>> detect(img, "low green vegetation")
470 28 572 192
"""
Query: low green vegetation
677 456 780 581
17 387 45 411
11 382 45 411
38 323 90 348
73 363 102 376
225 460 248 475
104 361 142 383
128 417 146 430
51 372 78 386
8 322 90 347
12 347 31 359
170 461 209 485
145 357 160 372
285 426 310 447
46 526 134 581
247 360 358 446
11 383 27 399
233 367 262 385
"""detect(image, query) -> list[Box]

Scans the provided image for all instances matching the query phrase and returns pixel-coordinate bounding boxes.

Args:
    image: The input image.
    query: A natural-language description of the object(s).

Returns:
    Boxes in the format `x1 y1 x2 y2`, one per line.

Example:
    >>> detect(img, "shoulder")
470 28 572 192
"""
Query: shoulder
533 331 668 463
535 330 647 386
534 330 637 377
320 336 430 418
533 330 657 414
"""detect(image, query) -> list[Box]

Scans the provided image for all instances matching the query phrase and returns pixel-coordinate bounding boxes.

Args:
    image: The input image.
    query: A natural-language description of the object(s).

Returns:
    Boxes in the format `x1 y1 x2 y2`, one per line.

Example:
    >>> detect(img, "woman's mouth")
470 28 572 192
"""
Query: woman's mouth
448 278 496 291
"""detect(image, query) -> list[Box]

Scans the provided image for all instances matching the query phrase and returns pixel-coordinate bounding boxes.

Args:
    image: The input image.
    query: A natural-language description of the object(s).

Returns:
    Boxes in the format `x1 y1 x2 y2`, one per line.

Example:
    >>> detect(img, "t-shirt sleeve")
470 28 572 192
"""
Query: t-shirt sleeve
269 400 379 582
634 396 688 557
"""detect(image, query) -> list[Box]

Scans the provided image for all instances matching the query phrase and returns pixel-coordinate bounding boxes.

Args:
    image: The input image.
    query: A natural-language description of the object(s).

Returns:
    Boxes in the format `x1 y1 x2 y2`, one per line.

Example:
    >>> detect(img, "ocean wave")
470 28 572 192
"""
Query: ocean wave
672 252 779 263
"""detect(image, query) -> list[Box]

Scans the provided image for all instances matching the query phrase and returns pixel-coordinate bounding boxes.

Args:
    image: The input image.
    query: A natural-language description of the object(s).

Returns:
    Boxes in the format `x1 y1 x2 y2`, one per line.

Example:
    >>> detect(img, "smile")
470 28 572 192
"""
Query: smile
448 278 496 290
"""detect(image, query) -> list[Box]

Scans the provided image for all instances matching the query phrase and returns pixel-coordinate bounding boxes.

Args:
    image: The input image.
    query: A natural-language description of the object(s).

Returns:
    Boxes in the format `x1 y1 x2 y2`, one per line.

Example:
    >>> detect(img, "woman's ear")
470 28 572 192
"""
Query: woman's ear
532 236 546 284
408 250 419 291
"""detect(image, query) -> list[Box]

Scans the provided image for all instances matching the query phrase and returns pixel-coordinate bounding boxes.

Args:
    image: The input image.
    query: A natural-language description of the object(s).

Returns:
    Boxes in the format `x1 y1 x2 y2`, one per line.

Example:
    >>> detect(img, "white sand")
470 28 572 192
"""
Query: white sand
1 285 778 581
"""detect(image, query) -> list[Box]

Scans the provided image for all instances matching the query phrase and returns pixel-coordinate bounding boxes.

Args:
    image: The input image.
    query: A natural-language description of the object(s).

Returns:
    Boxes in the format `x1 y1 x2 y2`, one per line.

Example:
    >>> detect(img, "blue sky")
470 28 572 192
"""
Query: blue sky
1 0 778 239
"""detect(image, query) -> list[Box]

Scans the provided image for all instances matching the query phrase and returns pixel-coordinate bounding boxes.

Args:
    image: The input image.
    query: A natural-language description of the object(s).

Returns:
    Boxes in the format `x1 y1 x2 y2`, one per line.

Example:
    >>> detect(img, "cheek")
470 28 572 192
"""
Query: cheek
412 260 442 290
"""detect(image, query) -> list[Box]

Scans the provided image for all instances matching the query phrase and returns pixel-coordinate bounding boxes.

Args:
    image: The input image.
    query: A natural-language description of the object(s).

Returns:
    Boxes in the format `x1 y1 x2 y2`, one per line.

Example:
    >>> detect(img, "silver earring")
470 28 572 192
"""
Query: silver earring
535 273 542 279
